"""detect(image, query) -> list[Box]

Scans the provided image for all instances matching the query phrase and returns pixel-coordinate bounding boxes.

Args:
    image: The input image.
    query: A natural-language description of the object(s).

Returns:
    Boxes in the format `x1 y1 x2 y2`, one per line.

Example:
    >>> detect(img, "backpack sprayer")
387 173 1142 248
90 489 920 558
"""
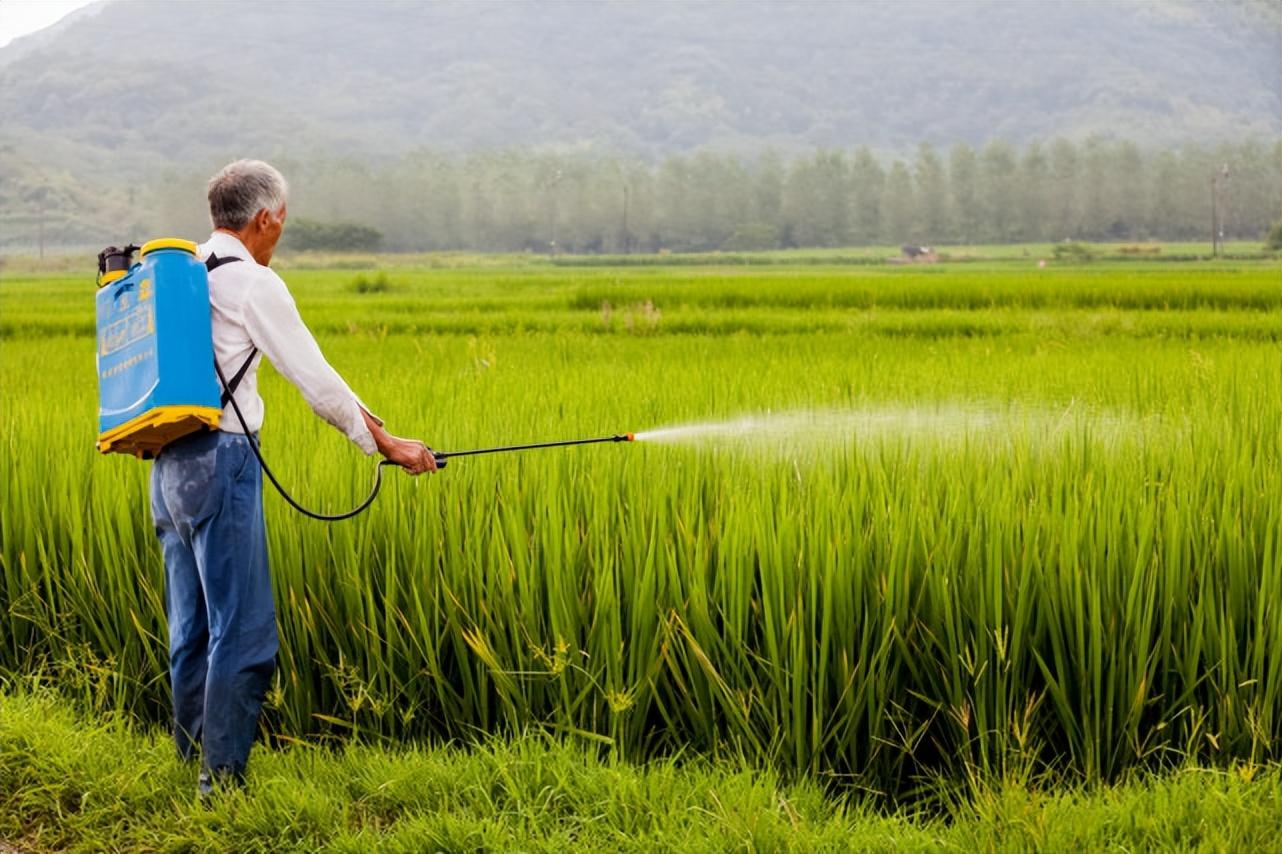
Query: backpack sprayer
95 238 634 520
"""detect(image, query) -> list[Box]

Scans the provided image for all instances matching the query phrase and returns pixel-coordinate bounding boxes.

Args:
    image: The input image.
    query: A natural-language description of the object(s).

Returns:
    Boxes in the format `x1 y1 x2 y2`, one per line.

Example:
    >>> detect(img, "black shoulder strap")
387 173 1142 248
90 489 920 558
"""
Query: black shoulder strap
206 252 242 272
205 252 256 407
219 348 258 408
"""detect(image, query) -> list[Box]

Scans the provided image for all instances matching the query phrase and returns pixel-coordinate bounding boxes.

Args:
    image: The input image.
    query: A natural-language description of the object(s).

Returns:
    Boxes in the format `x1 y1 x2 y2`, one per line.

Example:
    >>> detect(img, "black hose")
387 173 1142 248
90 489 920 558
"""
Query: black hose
215 359 394 521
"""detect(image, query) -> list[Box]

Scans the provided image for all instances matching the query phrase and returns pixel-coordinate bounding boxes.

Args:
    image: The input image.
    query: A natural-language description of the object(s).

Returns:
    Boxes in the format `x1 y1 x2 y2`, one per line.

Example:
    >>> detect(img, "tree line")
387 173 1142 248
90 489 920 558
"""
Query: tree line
10 138 1279 254
264 138 1277 254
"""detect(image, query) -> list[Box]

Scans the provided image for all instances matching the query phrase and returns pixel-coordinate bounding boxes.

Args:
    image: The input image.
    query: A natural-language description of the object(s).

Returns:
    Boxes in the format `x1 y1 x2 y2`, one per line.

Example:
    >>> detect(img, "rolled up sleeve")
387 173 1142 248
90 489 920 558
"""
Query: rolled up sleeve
241 272 380 455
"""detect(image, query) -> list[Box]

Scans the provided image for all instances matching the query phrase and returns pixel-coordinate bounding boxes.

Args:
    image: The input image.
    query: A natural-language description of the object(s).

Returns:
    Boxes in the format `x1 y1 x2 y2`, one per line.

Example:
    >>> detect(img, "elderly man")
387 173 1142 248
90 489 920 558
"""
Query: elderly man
149 159 435 796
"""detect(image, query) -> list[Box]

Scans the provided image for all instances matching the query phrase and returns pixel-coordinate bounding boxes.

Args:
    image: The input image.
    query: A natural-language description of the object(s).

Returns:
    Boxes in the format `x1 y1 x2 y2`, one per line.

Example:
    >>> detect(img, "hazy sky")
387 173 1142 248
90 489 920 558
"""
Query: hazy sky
0 0 95 49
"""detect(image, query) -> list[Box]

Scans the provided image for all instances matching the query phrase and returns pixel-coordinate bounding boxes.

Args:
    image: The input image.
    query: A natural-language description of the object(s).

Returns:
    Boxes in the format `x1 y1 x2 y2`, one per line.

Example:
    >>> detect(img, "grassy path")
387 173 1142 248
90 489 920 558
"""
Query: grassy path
3 689 1281 853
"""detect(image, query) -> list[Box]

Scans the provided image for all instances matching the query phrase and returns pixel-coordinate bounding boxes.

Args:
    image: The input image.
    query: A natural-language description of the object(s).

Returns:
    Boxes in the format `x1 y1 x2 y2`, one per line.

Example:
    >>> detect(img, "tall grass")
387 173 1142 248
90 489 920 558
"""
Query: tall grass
2 263 1280 795
10 687 1282 852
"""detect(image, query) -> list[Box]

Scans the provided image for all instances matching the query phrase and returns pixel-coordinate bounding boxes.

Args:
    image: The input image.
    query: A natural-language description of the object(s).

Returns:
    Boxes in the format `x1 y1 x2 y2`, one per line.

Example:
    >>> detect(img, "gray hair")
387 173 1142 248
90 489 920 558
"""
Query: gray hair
207 159 289 230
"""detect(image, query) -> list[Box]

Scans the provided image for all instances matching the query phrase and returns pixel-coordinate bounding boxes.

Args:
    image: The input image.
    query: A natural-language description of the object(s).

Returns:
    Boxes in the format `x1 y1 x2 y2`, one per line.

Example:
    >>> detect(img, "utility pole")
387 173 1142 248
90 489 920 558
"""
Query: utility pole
1210 164 1229 258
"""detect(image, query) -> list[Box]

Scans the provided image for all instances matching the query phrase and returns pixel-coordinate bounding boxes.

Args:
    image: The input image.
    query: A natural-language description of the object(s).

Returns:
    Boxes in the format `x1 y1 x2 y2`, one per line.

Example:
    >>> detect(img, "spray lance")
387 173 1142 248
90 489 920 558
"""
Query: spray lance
433 433 635 465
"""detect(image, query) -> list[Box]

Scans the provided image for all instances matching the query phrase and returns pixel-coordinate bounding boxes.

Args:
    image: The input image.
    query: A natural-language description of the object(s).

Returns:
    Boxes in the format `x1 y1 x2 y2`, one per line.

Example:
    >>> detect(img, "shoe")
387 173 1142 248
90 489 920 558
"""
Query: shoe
197 765 245 800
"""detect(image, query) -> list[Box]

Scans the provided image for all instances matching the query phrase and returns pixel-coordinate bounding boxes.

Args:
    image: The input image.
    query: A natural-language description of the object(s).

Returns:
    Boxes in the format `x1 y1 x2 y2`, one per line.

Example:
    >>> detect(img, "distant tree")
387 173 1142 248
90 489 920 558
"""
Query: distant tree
490 151 542 251
751 150 786 234
1048 138 1080 240
779 156 813 248
283 218 383 251
948 142 980 244
913 142 949 243
979 140 1019 241
882 160 915 243
1222 140 1282 240
1147 150 1184 239
689 152 752 249
655 155 694 250
601 156 647 254
813 150 851 246
849 146 885 245
1163 146 1213 240
1114 140 1146 239
1079 136 1112 239
456 154 499 250
1017 141 1051 241
784 150 850 247
305 159 381 237
367 149 454 250
722 222 780 251
620 160 658 252
1265 219 1282 252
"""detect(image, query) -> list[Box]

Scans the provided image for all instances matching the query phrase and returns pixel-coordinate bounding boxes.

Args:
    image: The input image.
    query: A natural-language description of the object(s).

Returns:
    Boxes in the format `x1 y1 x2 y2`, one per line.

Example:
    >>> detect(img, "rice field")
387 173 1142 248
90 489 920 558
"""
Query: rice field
1 256 1280 797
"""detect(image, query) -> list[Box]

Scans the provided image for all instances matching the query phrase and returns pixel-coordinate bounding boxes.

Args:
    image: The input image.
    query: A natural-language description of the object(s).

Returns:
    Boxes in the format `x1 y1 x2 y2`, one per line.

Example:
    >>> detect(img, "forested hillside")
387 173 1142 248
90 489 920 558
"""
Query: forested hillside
1 0 1278 250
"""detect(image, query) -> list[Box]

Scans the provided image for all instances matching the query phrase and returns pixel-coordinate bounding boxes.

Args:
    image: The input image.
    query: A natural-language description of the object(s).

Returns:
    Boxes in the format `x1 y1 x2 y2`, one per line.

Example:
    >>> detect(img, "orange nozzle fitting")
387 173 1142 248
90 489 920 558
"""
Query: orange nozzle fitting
626 432 635 442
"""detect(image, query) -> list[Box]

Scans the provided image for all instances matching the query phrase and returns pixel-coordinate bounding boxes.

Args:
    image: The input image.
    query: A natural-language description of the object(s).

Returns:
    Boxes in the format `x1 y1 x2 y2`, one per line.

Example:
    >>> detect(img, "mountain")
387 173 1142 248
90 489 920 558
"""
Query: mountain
1 0 1278 249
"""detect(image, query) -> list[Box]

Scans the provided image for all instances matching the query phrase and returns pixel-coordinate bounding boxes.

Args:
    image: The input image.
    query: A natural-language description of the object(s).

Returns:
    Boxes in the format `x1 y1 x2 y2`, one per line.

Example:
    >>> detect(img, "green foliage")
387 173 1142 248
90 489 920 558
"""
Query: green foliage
347 271 392 294
8 688 1282 851
2 259 1282 799
1265 219 1282 252
283 218 383 252
1051 241 1097 263
720 222 779 251
4 139 1282 254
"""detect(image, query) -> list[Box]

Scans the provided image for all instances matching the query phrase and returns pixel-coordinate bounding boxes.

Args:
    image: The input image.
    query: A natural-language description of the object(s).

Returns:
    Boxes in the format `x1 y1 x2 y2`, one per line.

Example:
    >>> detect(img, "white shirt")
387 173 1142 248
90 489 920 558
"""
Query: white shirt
198 231 379 454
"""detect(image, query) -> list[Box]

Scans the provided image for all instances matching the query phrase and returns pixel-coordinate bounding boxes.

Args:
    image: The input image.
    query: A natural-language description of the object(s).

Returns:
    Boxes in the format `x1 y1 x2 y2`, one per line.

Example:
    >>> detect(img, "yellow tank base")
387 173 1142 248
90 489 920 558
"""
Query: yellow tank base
97 405 223 459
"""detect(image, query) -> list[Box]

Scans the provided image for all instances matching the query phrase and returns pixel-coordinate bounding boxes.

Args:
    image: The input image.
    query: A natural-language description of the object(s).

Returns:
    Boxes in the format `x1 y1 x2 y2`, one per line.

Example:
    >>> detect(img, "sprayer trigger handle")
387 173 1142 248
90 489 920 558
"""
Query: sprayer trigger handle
433 454 447 469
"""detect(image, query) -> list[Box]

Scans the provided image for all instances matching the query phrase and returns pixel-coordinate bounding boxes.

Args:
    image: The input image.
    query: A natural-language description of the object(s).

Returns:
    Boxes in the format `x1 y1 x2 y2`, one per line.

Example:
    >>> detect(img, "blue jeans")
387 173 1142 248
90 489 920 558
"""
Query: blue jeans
150 430 278 778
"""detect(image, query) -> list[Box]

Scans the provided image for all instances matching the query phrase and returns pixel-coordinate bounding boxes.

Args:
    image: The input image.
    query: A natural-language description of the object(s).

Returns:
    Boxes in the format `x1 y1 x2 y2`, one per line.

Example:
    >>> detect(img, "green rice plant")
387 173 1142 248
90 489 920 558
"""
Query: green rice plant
347 271 393 294
1 260 1280 798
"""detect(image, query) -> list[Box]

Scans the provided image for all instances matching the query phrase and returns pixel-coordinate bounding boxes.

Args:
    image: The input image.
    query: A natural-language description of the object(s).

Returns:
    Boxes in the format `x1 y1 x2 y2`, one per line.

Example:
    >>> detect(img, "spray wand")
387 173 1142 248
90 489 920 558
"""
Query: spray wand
432 433 634 467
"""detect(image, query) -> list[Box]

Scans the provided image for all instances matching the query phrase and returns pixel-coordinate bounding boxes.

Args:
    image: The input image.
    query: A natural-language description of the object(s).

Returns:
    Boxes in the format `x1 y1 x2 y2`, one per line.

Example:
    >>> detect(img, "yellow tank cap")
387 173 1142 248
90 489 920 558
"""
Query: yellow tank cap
139 238 197 257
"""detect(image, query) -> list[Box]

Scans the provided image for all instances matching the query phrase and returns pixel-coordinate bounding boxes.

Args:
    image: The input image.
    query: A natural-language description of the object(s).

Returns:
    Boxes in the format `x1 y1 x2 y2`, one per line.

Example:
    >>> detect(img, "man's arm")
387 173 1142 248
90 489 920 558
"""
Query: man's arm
361 408 436 474
241 271 435 472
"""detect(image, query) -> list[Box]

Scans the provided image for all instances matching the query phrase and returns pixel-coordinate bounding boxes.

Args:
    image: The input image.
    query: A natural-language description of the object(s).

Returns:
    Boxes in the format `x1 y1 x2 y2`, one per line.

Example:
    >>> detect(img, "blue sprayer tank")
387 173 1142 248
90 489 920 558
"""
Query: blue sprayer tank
96 238 223 458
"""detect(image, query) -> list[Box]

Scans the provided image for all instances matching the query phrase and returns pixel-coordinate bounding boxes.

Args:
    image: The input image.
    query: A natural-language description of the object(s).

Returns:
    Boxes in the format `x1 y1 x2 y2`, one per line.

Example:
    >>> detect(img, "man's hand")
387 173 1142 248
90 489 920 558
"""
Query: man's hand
361 408 437 475
379 435 437 475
